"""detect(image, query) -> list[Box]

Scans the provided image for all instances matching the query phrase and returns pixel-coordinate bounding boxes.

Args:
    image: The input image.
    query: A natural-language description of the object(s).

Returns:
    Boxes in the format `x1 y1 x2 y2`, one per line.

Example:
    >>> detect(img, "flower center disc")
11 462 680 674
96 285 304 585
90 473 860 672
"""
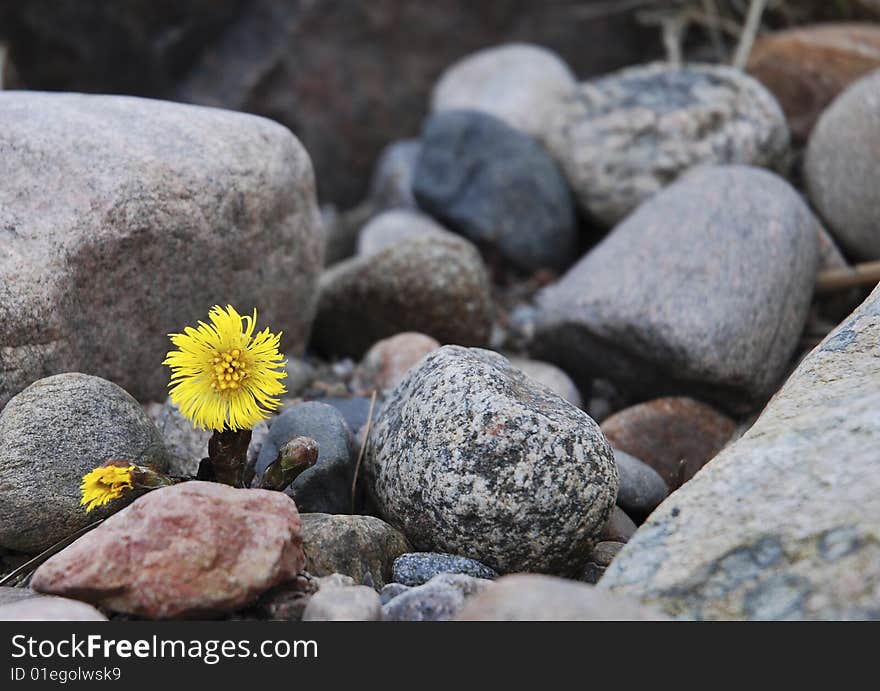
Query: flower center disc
210 348 248 393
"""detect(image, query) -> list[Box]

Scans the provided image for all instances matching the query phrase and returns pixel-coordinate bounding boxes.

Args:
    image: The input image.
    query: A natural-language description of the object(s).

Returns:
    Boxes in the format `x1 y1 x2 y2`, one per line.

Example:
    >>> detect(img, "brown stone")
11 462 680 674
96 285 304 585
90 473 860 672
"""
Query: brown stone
31 482 305 619
747 23 880 142
601 397 736 490
311 235 492 359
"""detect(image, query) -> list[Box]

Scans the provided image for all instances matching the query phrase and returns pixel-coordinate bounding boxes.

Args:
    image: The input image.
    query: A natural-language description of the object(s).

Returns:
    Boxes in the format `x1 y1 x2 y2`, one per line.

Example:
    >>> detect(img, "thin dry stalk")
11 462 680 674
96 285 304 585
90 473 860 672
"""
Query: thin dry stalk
0 519 105 587
815 261 880 295
350 390 378 514
732 0 768 69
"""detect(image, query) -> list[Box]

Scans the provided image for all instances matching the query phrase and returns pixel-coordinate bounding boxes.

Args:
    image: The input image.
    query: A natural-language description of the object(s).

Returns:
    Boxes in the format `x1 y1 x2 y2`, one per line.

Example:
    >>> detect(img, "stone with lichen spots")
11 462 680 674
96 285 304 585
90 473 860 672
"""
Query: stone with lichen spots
31 481 305 619
365 345 617 576
0 373 169 554
600 282 880 620
0 91 323 409
544 62 789 226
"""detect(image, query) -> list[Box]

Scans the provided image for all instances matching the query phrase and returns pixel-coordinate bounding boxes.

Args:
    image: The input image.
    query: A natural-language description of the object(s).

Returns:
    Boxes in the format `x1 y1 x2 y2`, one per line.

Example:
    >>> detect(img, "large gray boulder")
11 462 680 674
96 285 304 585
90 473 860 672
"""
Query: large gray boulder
365 346 618 575
532 165 819 414
0 91 323 409
602 283 880 620
0 373 169 553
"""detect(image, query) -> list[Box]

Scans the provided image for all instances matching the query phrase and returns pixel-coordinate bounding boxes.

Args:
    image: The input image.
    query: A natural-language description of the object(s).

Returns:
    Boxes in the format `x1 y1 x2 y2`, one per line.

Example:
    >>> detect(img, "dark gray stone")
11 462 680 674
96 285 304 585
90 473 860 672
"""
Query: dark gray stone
315 397 372 436
613 449 669 521
533 165 819 414
413 110 577 273
311 234 493 359
547 62 789 226
365 346 618 575
392 552 499 586
601 282 880 620
381 573 490 622
0 374 169 553
256 402 354 514
805 70 880 261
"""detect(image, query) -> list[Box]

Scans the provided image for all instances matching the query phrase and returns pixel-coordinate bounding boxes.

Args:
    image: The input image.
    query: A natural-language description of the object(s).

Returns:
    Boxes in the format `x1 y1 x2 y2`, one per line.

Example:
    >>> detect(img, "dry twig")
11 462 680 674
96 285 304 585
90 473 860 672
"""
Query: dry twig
815 261 880 295
350 390 378 514
0 519 105 587
732 0 768 69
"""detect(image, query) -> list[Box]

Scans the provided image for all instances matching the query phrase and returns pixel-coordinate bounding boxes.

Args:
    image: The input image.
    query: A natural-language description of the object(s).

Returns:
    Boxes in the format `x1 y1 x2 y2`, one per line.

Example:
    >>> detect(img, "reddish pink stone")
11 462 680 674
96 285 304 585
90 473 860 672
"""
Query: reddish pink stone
31 481 305 619
362 332 440 390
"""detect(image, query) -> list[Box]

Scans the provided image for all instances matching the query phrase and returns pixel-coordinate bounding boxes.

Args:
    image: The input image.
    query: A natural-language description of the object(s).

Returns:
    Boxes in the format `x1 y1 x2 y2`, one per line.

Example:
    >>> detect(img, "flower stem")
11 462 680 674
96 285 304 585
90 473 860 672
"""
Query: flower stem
200 429 253 488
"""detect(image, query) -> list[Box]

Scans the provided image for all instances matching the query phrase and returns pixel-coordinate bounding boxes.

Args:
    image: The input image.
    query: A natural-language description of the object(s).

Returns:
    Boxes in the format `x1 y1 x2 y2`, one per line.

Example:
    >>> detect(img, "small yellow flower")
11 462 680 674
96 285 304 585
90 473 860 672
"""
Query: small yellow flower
80 464 135 513
163 305 287 432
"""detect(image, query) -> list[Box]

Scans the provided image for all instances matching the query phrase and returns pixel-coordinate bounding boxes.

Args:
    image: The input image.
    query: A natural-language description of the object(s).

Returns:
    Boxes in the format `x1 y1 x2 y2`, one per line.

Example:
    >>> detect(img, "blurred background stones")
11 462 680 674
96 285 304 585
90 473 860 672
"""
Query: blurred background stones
0 0 664 208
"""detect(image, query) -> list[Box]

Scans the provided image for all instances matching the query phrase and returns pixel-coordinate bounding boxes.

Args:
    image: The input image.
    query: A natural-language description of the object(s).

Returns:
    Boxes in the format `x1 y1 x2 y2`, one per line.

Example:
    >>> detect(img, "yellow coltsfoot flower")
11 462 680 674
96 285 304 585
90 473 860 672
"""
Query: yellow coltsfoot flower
163 305 287 432
80 462 136 513
80 461 179 513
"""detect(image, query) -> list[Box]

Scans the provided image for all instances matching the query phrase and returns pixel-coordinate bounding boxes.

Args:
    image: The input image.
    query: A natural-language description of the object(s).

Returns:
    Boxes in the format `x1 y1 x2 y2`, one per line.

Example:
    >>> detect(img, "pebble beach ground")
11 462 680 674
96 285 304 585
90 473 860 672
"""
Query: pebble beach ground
2 4 880 621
